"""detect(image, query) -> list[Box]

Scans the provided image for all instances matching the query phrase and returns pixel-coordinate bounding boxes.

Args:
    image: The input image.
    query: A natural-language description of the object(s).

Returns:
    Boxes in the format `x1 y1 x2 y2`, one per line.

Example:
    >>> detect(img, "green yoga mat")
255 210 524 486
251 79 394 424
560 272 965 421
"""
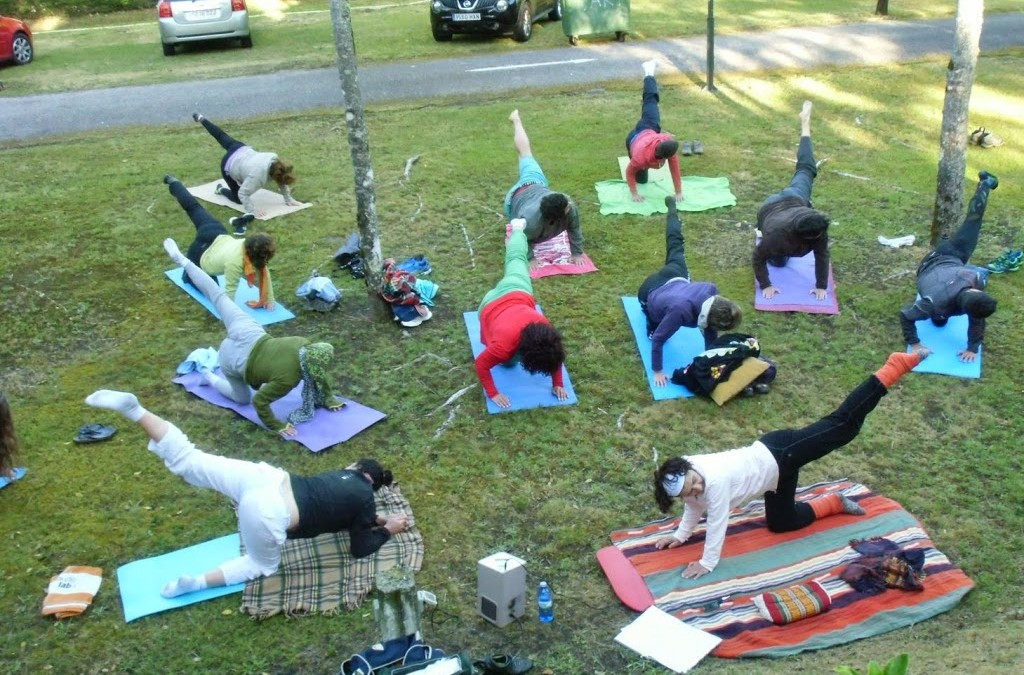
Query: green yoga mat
597 158 737 215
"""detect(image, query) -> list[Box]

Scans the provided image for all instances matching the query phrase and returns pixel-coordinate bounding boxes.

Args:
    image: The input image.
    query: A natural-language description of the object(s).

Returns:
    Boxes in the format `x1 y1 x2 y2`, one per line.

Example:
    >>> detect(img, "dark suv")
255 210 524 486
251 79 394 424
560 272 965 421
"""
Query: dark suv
430 0 561 43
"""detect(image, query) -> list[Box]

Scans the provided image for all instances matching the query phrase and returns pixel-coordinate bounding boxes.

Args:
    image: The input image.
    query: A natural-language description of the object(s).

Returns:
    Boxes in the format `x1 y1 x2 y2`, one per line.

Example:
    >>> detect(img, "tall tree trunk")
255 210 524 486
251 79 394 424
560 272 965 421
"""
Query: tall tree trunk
931 0 983 245
705 0 717 92
329 0 389 317
875 0 890 16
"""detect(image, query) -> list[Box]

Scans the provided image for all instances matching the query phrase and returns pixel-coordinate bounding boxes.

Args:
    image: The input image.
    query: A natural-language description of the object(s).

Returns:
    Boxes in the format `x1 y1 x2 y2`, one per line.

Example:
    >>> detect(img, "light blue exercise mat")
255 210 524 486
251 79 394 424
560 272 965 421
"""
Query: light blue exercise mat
117 534 244 622
621 297 703 401
908 313 981 379
0 467 27 490
164 267 295 326
463 310 578 414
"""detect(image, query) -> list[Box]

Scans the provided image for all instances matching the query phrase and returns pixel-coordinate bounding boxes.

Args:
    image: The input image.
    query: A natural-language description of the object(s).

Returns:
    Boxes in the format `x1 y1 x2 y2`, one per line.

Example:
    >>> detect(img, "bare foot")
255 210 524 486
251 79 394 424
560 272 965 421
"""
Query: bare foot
509 109 520 123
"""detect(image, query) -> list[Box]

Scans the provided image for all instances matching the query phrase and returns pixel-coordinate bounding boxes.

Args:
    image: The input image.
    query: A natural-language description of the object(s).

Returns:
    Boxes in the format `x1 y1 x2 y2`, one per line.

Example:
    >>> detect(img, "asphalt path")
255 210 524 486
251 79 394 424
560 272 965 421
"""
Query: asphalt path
2 13 1022 141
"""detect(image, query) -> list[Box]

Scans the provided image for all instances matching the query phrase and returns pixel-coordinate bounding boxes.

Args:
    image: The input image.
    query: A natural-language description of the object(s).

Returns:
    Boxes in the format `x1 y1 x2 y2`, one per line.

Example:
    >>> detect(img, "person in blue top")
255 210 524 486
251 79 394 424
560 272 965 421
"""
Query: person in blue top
639 196 743 386
84 390 409 598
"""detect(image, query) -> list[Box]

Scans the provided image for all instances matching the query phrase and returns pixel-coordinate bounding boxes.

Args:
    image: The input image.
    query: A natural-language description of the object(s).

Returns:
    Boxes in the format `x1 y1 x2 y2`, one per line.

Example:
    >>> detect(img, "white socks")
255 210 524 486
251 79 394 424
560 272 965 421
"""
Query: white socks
642 60 657 77
160 574 207 598
85 390 146 422
164 238 187 267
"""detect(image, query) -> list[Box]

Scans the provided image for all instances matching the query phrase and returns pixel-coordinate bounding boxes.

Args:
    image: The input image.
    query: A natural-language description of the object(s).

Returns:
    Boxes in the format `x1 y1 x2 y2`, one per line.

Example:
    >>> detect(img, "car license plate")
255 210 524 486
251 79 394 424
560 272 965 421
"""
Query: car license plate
452 13 481 21
186 9 220 21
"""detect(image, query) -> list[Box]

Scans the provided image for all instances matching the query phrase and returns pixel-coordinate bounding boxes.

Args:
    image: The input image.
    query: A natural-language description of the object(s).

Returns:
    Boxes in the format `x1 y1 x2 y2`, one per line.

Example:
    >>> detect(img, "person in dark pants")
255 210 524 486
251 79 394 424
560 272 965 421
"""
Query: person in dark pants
624 60 683 204
193 113 297 218
899 172 999 362
165 175 276 310
84 389 409 598
651 350 929 579
752 101 831 300
638 196 742 386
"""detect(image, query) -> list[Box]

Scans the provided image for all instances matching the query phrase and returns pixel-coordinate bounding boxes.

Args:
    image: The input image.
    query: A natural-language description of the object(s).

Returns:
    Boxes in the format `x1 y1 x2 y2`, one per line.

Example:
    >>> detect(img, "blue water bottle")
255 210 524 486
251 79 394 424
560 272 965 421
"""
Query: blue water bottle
537 581 554 623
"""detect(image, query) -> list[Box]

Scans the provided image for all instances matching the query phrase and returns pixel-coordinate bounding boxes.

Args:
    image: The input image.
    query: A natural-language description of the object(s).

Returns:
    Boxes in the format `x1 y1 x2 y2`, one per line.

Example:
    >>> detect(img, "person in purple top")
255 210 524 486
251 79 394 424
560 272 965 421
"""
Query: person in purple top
639 196 743 386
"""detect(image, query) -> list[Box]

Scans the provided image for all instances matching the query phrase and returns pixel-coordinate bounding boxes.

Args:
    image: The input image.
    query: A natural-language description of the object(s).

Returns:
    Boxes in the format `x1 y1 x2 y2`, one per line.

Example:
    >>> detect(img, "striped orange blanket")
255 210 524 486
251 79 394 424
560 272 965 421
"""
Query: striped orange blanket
600 480 974 658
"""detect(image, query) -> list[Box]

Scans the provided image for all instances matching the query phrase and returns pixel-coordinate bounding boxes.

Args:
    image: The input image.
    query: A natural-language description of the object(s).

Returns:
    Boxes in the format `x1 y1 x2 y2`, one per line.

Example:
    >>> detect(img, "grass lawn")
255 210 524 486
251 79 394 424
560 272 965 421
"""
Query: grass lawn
1 42 1023 675
1 0 1020 95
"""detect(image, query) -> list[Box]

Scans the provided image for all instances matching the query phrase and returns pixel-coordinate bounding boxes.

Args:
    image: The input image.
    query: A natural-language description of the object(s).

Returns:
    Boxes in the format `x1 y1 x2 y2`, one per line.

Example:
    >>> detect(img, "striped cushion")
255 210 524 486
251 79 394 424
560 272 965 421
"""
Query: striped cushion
753 580 831 625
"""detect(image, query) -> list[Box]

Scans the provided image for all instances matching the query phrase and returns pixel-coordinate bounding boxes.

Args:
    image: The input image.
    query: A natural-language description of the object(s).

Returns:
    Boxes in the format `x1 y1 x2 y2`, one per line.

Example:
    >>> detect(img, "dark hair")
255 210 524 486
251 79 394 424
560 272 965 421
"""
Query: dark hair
795 212 830 238
244 233 277 270
354 458 393 491
518 322 565 376
960 290 997 318
270 159 295 186
708 296 743 332
0 394 19 479
654 457 692 513
539 193 570 222
655 139 679 159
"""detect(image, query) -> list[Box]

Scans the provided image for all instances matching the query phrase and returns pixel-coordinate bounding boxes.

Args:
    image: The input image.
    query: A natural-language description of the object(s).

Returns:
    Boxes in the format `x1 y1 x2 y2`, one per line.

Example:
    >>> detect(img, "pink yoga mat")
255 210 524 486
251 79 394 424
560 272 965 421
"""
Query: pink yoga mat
173 371 386 453
504 225 598 279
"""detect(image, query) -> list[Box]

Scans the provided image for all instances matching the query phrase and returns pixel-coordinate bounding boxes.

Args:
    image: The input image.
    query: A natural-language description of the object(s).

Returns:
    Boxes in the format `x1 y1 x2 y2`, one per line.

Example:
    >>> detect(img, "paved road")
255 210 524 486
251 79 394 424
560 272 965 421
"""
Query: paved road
2 13 1022 141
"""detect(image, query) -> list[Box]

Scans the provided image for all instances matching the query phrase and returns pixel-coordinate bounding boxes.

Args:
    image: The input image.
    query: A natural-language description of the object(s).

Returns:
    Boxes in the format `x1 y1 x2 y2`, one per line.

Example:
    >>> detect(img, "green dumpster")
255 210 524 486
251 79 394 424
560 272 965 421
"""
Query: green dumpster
561 0 629 45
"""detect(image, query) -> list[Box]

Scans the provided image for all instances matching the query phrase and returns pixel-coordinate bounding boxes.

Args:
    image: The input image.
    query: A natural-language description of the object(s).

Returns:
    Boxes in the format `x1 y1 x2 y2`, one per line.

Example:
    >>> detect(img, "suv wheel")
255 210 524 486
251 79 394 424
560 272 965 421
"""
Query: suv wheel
431 16 453 42
240 35 253 48
513 1 533 42
549 0 562 21
12 32 33 65
162 42 176 56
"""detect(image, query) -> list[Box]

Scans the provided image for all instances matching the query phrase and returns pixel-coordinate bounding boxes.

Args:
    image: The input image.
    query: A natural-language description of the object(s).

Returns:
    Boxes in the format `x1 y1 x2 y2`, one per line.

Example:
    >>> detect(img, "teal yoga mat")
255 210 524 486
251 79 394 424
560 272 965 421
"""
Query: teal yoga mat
621 297 703 401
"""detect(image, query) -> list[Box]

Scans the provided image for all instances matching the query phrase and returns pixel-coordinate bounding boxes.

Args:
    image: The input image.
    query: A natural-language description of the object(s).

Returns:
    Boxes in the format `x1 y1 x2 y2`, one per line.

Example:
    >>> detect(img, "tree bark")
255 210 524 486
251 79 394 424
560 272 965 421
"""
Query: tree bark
328 0 390 317
931 0 983 245
372 567 421 642
706 0 717 92
875 0 890 16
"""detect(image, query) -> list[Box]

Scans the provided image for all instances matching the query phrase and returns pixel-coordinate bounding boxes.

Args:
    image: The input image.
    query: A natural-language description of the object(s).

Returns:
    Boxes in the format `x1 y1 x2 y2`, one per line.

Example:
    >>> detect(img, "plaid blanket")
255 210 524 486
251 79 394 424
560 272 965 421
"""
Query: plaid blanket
240 486 424 618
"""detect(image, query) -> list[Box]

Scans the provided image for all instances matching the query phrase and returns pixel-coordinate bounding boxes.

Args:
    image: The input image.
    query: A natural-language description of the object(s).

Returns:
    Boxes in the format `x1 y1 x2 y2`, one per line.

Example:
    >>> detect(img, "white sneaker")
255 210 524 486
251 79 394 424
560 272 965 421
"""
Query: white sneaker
400 316 425 327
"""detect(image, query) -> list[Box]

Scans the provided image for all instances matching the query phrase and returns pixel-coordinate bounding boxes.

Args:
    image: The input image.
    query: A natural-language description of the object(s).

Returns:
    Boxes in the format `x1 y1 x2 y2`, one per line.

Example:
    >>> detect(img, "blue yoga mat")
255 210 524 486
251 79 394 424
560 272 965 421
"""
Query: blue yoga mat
0 467 27 490
621 297 703 401
463 310 578 414
164 267 295 326
117 534 244 622
907 313 981 379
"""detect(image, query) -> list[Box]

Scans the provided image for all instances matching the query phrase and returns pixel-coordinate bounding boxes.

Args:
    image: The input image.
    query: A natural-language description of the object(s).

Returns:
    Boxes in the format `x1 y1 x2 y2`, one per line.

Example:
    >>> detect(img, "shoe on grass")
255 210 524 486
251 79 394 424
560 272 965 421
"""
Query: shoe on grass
230 214 255 236
985 249 1022 273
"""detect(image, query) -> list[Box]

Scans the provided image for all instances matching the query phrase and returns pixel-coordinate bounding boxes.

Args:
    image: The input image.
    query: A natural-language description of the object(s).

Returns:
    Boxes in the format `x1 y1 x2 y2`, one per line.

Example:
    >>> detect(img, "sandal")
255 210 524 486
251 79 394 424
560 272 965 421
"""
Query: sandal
74 423 117 444
970 127 1003 148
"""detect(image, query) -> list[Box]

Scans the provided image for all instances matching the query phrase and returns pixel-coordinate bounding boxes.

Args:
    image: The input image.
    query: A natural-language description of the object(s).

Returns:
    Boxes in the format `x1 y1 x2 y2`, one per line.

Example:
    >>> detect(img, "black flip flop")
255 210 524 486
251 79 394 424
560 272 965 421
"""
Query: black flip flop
74 423 117 444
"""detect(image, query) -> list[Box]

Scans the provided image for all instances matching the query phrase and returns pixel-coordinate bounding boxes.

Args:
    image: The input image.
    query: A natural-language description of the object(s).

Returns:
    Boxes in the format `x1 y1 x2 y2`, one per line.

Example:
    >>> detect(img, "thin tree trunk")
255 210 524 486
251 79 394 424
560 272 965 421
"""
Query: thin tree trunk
875 0 890 16
931 0 983 245
329 0 389 316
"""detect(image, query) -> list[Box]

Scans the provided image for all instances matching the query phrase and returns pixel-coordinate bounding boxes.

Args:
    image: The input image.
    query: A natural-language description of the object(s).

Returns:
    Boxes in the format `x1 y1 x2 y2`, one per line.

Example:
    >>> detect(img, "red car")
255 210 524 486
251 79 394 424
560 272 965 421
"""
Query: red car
0 15 33 65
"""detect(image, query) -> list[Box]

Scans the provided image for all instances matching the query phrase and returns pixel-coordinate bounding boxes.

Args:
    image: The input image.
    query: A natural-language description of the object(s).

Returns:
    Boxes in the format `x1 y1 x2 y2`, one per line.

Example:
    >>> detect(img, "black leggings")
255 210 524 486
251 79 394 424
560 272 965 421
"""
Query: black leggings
759 375 887 532
638 207 688 334
933 179 993 263
201 117 246 205
169 180 229 274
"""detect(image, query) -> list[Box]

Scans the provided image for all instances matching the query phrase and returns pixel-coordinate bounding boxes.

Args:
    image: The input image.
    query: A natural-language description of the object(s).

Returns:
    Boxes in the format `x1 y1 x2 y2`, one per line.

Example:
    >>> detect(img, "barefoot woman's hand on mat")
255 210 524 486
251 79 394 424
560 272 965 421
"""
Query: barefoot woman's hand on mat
654 371 669 387
552 386 568 401
278 423 298 438
327 400 347 412
762 285 781 299
384 514 409 534
681 562 711 579
570 254 587 267
810 287 828 301
655 535 683 550
491 393 512 409
958 349 978 363
529 259 542 272
630 192 645 203
246 300 276 310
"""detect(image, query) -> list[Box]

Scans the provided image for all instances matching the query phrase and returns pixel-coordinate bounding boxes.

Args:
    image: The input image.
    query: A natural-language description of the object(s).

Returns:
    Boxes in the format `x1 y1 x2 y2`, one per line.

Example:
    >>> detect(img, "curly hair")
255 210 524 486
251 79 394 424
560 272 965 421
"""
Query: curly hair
518 322 565 376
244 233 277 270
0 394 19 479
653 456 693 513
539 193 570 223
708 296 743 332
354 458 394 492
270 159 295 186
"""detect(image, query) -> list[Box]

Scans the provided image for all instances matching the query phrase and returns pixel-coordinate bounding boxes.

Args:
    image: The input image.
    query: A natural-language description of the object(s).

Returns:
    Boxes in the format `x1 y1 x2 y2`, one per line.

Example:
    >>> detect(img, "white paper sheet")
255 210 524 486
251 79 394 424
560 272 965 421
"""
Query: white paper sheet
615 606 721 673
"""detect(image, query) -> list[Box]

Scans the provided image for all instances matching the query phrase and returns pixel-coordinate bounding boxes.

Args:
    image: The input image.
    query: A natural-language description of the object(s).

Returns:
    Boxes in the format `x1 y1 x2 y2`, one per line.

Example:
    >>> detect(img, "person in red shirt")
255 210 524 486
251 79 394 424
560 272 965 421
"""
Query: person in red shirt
624 60 683 204
475 219 568 409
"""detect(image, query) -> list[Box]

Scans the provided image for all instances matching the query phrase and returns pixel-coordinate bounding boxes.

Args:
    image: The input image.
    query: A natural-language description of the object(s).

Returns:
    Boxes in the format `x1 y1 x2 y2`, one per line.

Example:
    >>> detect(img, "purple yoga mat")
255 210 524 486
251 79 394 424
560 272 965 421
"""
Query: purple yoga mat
753 248 839 315
173 371 386 453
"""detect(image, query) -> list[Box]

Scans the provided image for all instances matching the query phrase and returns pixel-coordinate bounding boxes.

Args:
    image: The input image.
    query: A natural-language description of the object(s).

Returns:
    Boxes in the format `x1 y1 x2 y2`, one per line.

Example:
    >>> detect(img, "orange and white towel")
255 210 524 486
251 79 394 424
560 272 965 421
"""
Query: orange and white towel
41 566 103 619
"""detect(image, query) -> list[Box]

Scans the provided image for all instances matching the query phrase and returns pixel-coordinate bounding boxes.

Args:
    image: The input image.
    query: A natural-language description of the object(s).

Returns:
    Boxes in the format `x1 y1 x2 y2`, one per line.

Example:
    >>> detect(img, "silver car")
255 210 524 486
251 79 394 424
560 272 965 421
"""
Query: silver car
157 0 252 56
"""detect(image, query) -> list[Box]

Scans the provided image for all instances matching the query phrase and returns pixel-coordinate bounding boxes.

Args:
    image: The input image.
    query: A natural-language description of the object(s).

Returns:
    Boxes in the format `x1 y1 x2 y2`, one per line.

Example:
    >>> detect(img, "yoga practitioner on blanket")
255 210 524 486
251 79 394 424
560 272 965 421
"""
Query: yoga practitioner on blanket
504 109 587 271
624 60 683 204
475 219 568 409
752 101 831 300
0 393 21 481
193 113 298 218
85 390 408 597
639 196 742 386
899 172 999 363
652 350 929 579
164 238 343 438
165 175 276 311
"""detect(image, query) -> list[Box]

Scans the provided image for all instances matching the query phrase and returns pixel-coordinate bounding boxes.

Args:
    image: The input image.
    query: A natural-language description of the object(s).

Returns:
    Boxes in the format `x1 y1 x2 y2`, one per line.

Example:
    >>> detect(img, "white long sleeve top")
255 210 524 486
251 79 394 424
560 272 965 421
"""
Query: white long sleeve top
673 441 780 571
